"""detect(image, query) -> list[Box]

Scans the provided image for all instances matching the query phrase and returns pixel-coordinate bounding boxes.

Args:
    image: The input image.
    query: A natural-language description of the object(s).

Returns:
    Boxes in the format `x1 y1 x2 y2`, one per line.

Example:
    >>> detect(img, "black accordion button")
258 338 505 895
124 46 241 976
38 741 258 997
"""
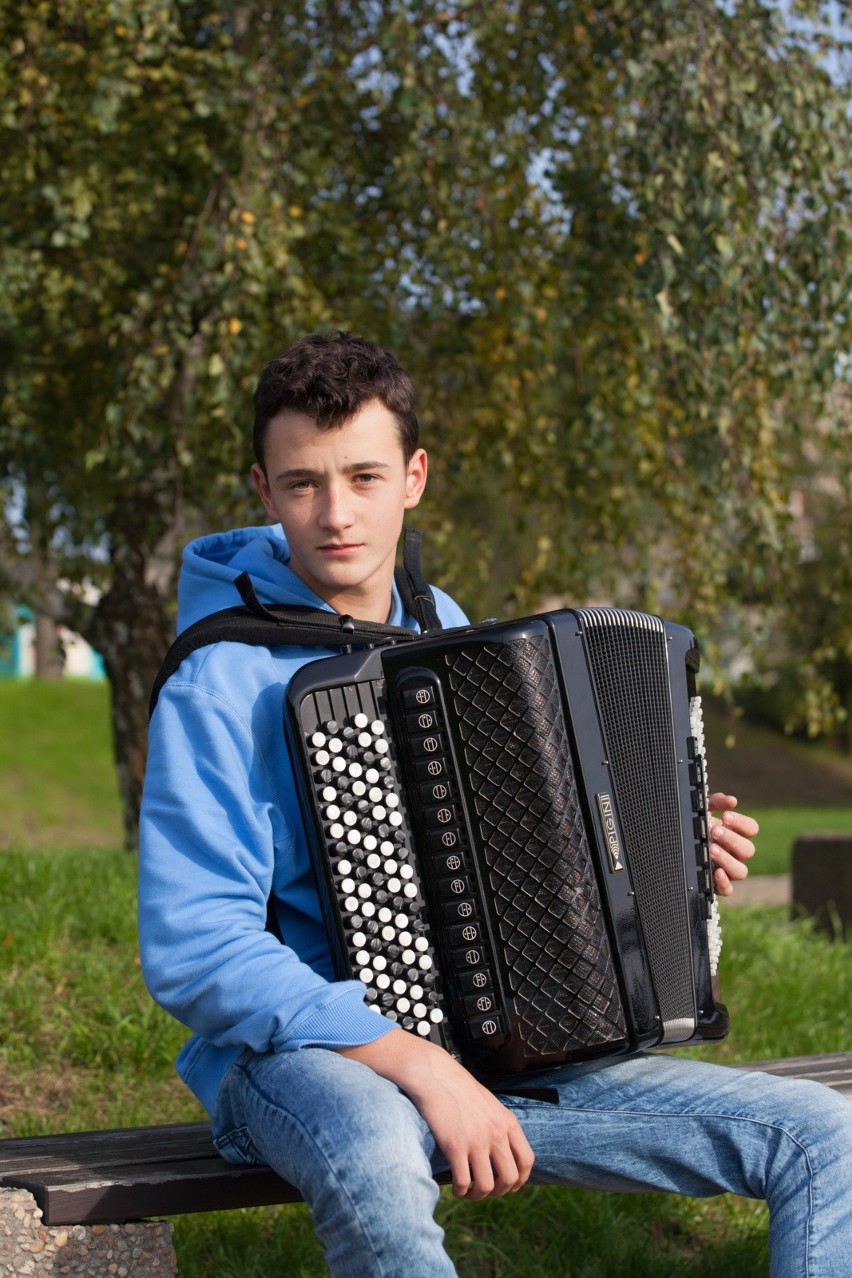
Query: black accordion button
468 1012 505 1042
400 685 437 710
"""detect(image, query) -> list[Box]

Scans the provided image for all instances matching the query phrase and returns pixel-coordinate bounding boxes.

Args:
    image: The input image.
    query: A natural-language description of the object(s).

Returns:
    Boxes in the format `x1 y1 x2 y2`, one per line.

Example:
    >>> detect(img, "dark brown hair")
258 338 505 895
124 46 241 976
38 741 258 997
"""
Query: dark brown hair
253 331 419 470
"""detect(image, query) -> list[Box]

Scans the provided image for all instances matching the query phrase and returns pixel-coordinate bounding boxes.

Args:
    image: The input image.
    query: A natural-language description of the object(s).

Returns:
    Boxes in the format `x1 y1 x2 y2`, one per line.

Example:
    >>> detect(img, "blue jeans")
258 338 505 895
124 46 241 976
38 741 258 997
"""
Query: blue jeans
212 1047 852 1277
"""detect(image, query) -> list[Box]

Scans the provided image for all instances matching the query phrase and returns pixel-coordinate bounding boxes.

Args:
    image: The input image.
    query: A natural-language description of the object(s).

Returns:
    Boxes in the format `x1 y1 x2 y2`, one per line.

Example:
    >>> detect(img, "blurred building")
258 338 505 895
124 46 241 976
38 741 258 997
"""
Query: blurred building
0 605 105 680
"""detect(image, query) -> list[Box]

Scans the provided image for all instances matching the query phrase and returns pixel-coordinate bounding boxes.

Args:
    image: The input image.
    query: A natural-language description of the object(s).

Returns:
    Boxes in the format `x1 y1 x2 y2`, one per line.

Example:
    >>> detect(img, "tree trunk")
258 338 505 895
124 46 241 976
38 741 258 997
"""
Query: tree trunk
34 611 65 679
86 548 173 850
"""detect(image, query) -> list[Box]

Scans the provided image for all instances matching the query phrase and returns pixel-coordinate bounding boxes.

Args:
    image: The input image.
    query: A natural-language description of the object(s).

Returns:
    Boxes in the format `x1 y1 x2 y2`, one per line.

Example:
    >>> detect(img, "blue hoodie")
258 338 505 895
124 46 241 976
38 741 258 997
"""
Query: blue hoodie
138 524 468 1114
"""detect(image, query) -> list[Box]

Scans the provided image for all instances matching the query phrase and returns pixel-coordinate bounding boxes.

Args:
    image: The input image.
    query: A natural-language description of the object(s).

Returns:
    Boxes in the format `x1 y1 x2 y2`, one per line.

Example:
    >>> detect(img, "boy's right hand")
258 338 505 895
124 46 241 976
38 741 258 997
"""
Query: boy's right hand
338 1029 535 1200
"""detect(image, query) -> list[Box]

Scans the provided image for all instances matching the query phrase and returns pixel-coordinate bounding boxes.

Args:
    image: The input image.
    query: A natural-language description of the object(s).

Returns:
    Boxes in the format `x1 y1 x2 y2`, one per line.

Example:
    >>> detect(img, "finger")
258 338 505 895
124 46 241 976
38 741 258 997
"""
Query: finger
711 820 756 864
508 1129 535 1191
448 1150 474 1198
708 791 737 814
487 1141 524 1197
709 796 761 840
465 1151 496 1201
710 844 749 884
719 809 760 839
714 865 734 897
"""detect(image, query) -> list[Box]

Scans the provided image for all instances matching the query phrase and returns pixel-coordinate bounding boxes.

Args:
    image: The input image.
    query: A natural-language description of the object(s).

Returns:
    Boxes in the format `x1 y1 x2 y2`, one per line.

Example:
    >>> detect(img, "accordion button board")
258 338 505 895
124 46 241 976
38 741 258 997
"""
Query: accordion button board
300 693 451 1047
286 609 729 1079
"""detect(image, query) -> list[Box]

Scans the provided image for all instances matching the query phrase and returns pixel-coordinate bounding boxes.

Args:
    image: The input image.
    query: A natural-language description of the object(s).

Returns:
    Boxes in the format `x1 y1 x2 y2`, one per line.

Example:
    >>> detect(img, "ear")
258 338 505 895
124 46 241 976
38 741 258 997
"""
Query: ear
251 462 278 523
403 448 428 510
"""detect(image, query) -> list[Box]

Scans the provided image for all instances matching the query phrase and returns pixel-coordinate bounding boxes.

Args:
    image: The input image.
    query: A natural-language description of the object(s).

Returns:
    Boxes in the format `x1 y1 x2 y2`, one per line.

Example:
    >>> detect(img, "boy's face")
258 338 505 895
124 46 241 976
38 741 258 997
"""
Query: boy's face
251 400 427 622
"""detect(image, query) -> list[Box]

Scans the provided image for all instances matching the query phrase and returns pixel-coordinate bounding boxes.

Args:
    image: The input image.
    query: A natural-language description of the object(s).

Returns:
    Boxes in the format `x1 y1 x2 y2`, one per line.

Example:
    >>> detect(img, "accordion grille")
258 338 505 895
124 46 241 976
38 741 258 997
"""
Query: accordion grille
446 634 627 1058
578 610 694 1031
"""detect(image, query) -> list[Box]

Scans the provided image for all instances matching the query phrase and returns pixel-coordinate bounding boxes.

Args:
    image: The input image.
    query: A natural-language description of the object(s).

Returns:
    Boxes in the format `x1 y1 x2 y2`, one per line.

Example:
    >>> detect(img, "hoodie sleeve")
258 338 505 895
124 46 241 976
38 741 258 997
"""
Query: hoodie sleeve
138 671 394 1056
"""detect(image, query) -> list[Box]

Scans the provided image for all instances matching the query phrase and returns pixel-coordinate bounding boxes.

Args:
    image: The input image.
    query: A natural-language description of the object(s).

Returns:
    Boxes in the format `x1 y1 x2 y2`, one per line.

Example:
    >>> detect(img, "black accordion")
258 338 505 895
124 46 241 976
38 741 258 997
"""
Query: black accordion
285 609 728 1079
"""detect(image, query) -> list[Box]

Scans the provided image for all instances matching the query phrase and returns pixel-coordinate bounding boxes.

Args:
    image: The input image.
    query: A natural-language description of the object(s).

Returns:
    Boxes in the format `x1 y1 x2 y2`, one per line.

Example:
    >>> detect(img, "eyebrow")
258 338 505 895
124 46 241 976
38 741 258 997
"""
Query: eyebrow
274 461 391 481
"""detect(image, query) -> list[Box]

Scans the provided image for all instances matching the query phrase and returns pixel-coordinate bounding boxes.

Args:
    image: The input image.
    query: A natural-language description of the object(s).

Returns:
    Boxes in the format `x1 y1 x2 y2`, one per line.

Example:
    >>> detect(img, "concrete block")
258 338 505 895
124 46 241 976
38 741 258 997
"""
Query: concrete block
792 833 852 940
0 1188 176 1277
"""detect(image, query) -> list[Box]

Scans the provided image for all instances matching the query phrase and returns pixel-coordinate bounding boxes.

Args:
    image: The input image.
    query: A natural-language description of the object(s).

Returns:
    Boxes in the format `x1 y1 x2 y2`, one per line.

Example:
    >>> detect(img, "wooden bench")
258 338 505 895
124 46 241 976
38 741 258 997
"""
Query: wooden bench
1 1052 850 1229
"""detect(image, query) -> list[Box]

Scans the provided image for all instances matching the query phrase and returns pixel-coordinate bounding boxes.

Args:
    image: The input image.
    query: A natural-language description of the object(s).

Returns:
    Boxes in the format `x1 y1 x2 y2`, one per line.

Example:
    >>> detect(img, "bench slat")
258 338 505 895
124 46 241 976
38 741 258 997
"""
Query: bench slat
0 1122 215 1173
4 1160 302 1225
736 1053 852 1097
0 1123 305 1223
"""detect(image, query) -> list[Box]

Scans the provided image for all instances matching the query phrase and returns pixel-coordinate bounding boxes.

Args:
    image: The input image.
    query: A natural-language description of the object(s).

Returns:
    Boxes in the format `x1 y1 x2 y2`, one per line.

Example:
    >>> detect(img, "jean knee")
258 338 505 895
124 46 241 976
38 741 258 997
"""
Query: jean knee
214 1050 455 1276
218 1049 438 1199
779 1078 852 1163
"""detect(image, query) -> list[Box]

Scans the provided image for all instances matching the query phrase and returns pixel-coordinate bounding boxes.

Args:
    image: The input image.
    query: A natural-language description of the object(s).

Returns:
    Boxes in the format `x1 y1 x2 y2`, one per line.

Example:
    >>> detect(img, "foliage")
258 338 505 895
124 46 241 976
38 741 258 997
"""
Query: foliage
736 393 852 747
0 1 849 839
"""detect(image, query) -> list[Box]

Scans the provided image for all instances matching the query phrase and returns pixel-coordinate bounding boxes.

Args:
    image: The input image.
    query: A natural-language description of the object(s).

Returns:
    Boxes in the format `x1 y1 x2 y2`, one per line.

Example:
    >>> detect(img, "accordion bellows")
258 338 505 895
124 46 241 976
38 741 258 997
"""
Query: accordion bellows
286 609 728 1079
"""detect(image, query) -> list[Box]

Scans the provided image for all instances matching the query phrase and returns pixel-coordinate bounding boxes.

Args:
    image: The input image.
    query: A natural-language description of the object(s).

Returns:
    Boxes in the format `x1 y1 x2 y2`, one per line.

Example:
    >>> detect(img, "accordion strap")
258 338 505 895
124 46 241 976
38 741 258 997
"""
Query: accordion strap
398 527 443 634
148 527 443 717
149 597 418 717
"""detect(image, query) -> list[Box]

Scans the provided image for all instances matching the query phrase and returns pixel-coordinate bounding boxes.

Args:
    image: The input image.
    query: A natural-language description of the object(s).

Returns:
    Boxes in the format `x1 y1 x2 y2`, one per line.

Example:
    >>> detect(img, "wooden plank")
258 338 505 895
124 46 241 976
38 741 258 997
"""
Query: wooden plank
6 1160 303 1225
0 1123 305 1224
735 1053 852 1098
0 1122 215 1175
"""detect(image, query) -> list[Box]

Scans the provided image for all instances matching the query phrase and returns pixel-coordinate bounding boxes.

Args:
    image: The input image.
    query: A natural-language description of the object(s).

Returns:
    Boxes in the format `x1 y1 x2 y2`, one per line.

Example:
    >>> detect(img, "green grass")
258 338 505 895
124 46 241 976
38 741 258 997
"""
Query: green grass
2 847 849 1276
746 805 852 876
0 679 123 849
0 847 198 1132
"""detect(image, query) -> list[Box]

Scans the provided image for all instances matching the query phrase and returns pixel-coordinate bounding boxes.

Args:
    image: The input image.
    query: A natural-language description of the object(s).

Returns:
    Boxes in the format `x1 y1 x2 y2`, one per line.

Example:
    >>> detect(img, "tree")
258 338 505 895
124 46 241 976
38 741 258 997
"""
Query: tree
737 389 852 749
1 0 849 842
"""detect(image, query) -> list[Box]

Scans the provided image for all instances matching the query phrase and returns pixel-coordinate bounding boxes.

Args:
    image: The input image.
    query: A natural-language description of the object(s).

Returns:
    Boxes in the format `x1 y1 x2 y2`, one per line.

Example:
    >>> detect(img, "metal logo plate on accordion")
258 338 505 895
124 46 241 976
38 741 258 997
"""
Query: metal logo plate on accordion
285 608 729 1079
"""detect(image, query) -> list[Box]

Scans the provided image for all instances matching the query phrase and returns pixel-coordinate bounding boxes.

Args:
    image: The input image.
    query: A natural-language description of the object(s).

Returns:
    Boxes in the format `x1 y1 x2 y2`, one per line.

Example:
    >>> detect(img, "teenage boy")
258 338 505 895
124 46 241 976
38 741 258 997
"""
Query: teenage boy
139 331 852 1278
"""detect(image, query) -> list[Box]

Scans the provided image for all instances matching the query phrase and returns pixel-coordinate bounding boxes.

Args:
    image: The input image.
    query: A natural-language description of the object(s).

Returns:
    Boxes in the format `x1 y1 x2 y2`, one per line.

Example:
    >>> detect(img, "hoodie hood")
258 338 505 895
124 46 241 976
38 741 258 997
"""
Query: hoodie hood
177 525 325 630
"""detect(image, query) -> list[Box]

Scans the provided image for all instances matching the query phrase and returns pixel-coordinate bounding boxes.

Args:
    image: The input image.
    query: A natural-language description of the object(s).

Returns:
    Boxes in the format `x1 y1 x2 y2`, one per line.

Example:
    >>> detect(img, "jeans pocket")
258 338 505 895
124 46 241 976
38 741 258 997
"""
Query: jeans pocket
213 1123 264 1166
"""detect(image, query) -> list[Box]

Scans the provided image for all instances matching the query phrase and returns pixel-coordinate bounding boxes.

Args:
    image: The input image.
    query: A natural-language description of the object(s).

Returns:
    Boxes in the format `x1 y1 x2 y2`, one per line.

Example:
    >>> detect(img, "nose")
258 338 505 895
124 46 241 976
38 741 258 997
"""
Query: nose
317 481 354 532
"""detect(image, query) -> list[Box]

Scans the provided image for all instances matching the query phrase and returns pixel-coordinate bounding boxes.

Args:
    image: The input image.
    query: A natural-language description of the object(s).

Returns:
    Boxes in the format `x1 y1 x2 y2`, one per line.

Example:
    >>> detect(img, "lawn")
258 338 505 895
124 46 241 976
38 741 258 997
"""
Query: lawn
0 679 123 850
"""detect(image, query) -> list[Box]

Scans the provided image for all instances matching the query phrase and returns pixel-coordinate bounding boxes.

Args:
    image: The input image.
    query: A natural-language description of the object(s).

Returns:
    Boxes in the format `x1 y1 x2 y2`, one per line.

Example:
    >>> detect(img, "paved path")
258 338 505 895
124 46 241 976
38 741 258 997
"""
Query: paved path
722 873 790 907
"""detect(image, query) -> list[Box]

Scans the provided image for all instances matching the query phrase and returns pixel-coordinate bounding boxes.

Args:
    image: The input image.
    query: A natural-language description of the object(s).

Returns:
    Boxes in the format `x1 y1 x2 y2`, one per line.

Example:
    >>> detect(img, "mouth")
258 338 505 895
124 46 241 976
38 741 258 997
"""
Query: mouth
318 542 362 555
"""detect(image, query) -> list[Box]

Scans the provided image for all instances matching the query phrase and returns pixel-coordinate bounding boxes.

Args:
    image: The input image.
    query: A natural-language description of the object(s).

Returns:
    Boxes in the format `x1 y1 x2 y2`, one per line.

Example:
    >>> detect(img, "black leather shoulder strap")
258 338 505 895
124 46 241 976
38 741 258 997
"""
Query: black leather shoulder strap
397 527 442 633
149 597 415 717
149 529 443 718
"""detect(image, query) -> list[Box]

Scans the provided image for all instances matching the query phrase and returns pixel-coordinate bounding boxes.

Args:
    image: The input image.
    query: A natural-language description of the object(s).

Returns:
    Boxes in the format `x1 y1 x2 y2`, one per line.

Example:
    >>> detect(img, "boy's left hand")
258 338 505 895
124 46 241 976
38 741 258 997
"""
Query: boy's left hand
708 792 758 897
